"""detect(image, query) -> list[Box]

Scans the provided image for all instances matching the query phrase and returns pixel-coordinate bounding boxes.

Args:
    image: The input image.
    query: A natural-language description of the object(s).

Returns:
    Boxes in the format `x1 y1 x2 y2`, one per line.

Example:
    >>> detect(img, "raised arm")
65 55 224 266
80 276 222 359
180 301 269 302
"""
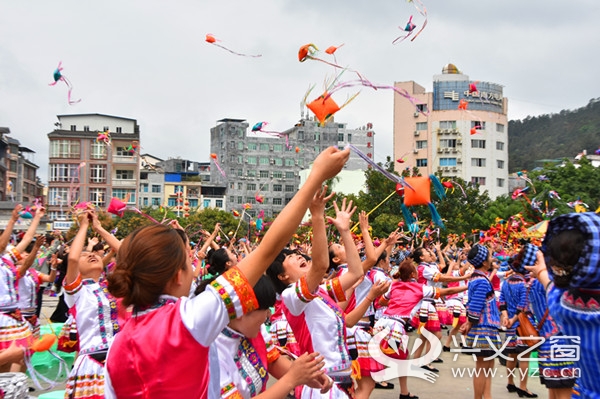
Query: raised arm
357 211 378 273
199 223 221 255
65 212 90 285
305 186 335 293
90 210 121 252
15 207 45 254
0 205 22 253
18 235 44 278
524 250 551 290
433 241 446 270
328 198 363 291
238 146 349 286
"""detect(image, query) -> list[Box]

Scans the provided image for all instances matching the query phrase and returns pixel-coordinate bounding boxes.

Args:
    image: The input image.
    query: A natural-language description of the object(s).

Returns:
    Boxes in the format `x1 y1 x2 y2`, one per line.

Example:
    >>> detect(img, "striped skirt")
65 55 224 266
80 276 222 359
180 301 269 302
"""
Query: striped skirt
466 325 502 359
65 353 106 399
537 336 577 389
0 311 32 349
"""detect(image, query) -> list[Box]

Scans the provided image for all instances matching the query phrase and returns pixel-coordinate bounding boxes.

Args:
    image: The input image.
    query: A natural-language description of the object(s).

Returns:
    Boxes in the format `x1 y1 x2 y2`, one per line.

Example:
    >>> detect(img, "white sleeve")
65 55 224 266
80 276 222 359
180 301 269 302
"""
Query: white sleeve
181 268 258 346
281 284 311 316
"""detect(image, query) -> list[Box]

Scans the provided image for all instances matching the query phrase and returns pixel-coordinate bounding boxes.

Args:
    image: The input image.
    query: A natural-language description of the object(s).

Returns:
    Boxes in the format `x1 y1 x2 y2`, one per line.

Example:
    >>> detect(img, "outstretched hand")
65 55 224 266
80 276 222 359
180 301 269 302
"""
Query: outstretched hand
326 198 356 233
309 185 334 217
310 147 350 183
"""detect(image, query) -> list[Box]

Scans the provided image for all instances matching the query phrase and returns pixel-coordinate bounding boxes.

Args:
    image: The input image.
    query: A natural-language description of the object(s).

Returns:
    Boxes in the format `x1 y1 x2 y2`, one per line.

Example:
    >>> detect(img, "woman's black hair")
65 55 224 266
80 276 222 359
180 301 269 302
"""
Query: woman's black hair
54 246 69 290
254 275 277 310
327 245 338 273
266 248 295 294
546 229 585 288
206 248 230 276
376 250 388 265
411 247 427 264
194 247 232 295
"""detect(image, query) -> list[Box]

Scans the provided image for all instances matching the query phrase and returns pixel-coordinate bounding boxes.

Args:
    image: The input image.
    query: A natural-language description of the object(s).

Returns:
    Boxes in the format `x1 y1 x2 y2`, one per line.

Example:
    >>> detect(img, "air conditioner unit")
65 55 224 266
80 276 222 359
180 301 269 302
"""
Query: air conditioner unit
436 128 442 133
457 158 463 163
456 140 462 145
444 167 450 171
413 112 420 117
269 160 275 165
443 148 450 153
269 145 274 151
451 148 458 153
443 129 450 134
414 131 420 136
413 149 419 154
437 148 443 153
451 167 458 172
437 166 444 172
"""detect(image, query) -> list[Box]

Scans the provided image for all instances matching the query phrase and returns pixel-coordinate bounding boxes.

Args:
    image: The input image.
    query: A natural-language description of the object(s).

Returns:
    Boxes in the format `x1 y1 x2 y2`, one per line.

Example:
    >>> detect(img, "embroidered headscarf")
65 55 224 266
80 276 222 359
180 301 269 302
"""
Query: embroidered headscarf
542 212 600 289
468 244 489 269
509 243 538 275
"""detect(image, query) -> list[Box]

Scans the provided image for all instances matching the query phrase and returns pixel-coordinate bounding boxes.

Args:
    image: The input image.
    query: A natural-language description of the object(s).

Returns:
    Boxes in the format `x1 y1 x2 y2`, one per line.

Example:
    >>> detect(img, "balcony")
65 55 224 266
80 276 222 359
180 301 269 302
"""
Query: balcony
112 178 137 188
112 155 137 164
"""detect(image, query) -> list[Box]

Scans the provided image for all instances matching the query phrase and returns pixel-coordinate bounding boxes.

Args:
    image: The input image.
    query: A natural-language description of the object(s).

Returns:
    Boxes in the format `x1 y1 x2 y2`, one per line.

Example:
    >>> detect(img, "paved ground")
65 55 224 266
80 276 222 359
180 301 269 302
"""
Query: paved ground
32 295 547 398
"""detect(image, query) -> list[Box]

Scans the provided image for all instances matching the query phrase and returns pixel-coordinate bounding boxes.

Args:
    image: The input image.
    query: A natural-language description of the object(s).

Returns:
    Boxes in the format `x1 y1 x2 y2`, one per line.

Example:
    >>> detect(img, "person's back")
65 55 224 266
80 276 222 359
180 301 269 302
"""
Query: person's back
106 296 209 398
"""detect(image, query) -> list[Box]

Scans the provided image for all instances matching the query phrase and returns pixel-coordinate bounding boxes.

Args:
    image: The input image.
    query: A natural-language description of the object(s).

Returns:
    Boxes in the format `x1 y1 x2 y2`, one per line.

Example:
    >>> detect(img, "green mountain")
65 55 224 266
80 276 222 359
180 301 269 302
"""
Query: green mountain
508 98 600 172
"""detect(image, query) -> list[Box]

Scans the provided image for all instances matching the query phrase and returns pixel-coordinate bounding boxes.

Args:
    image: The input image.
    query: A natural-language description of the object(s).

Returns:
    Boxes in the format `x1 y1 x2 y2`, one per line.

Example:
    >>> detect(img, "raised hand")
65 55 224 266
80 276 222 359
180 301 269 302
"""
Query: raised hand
358 211 369 231
11 204 23 221
309 185 334 217
326 198 357 233
310 146 350 182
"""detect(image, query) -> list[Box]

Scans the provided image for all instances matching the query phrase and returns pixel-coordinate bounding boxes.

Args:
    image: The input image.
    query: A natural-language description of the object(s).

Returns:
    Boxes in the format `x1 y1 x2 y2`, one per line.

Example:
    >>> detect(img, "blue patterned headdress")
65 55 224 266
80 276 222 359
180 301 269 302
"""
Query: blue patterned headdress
542 212 600 289
509 243 538 274
468 244 489 268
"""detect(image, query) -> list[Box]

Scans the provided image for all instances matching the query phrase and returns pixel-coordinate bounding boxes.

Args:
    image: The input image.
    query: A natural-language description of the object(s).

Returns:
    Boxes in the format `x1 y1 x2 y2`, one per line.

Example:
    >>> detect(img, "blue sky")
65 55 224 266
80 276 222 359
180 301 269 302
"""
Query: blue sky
1 0 598 183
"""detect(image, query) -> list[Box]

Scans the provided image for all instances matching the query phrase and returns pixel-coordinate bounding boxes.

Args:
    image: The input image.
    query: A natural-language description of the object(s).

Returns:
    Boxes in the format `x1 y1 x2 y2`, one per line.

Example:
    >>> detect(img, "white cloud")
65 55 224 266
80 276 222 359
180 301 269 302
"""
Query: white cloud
0 0 598 183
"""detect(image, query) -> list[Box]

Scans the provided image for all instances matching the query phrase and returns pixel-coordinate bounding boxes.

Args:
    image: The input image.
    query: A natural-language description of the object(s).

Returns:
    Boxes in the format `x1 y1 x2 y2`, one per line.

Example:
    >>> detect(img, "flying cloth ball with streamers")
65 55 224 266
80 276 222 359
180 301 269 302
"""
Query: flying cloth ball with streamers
400 175 446 228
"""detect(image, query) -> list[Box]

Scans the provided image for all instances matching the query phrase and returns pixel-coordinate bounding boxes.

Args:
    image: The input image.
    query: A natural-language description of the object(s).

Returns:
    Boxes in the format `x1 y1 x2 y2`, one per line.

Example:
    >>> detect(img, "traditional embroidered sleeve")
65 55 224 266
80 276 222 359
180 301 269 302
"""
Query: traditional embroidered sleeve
516 282 528 313
420 264 440 282
263 326 281 364
220 382 244 399
63 275 83 308
183 267 258 346
281 276 317 316
466 278 487 324
322 277 346 302
423 285 441 300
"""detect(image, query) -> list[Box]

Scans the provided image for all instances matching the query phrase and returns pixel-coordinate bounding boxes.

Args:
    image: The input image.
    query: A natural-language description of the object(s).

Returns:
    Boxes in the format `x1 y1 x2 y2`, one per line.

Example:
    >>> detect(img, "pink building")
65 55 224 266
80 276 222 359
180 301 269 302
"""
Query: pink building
393 64 509 199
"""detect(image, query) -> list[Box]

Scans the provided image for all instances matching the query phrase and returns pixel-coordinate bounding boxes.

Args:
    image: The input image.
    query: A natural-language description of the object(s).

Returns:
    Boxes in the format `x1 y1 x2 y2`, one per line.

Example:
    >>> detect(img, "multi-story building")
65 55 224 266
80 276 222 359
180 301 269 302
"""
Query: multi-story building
0 128 46 230
393 64 509 199
0 129 44 204
210 117 373 217
47 114 140 223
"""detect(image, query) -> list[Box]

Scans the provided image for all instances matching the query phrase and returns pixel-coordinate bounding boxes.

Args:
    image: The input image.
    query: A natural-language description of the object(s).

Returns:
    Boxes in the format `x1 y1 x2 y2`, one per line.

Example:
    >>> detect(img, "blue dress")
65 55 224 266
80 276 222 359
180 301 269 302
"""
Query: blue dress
547 284 600 398
466 270 501 358
528 280 576 389
499 274 529 353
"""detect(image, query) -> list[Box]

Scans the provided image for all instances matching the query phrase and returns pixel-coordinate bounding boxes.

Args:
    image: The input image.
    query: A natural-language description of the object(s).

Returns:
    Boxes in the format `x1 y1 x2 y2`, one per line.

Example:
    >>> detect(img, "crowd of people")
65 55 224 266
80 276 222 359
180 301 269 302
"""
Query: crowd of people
0 146 598 399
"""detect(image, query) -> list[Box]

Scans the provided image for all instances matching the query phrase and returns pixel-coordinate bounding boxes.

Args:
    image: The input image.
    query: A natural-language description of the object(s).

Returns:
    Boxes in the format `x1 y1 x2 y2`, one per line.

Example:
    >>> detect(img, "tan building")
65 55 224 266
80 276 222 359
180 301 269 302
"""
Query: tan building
47 114 140 225
393 64 509 199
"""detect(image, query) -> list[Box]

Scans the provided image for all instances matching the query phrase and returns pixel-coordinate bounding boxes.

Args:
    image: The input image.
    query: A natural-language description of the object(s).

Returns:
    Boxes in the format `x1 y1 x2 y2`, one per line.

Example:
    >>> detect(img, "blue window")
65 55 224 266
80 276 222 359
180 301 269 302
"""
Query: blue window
439 158 457 166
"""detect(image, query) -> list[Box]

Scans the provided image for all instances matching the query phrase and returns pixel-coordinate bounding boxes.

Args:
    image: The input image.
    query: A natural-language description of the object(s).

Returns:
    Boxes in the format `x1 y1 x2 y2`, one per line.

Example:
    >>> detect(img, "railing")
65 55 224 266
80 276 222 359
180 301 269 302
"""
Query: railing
111 179 137 187
112 155 137 163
